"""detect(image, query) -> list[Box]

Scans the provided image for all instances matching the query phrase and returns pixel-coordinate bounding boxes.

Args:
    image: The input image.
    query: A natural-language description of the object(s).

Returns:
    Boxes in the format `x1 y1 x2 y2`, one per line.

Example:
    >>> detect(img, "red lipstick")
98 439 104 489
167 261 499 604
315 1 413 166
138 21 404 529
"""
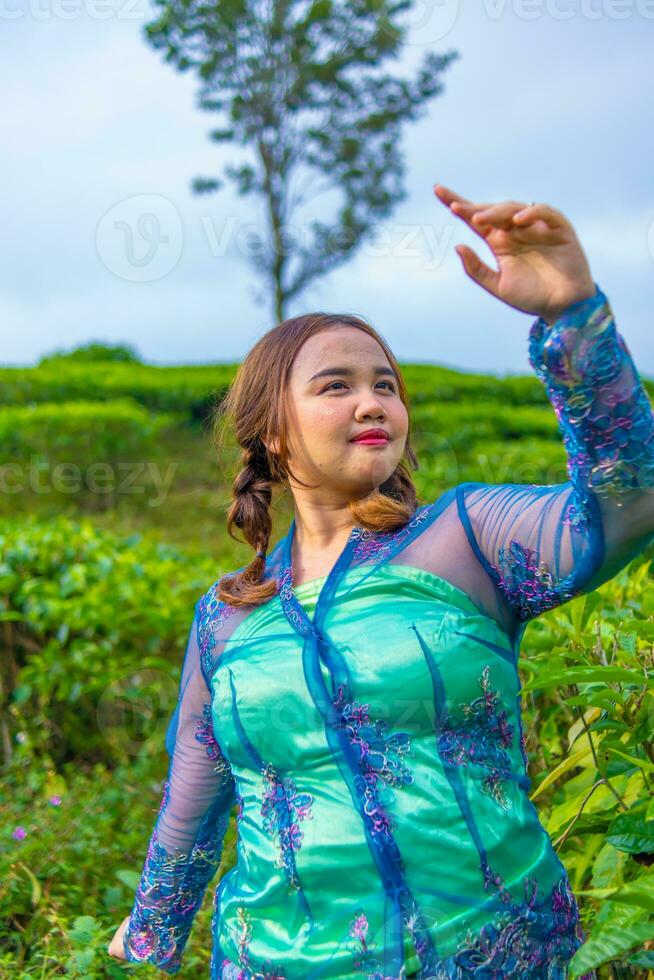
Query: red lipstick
350 428 390 445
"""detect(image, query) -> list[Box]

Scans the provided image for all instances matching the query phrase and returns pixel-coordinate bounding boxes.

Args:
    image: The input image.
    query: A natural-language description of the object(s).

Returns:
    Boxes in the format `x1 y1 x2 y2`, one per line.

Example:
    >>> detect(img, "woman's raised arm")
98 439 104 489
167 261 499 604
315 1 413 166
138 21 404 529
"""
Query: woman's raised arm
456 283 654 636
431 186 654 639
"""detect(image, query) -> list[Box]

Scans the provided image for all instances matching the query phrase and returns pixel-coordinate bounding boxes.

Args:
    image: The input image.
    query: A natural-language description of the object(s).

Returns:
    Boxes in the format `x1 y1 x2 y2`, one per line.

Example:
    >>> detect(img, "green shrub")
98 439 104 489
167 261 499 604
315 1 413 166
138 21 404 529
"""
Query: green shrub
0 399 180 510
0 756 238 978
519 557 654 975
0 515 220 768
0 362 237 426
0 517 237 976
38 341 143 365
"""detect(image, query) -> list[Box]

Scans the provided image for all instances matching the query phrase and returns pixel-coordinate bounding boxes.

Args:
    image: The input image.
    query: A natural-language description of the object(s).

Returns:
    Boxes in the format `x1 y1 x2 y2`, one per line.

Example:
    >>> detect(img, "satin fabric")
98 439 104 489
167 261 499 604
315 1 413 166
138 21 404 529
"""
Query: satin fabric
209 563 581 978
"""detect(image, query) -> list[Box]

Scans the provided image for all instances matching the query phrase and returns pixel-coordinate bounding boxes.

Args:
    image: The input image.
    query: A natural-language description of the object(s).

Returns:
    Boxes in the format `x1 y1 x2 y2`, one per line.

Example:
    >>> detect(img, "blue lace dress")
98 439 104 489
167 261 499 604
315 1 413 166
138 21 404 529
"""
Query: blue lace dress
121 284 654 978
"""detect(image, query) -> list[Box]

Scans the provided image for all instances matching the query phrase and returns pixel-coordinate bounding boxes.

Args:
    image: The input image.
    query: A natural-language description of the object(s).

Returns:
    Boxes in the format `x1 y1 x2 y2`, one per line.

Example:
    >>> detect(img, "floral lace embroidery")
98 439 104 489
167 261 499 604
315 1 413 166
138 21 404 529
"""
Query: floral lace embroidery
351 504 434 565
277 563 314 636
518 723 529 770
260 762 314 890
437 666 514 810
461 866 595 979
123 705 235 973
333 687 444 975
235 787 244 822
332 683 414 848
157 778 170 818
123 807 233 973
196 702 234 776
225 666 314 914
197 579 239 681
562 490 594 532
483 289 654 624
492 539 578 623
346 909 410 979
221 907 287 979
528 288 654 506
346 875 594 980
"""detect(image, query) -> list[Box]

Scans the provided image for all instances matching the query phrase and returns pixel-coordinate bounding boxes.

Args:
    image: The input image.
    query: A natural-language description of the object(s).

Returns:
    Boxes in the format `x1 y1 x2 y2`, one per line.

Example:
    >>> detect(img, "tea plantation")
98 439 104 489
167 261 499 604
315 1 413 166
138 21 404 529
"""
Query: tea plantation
1 351 653 977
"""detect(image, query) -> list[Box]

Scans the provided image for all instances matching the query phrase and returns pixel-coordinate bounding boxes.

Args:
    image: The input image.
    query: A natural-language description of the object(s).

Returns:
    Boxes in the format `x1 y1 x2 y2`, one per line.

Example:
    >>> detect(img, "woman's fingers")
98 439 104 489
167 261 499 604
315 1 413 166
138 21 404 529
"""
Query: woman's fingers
434 186 495 240
474 200 567 232
434 184 493 219
454 243 500 298
434 186 567 231
433 184 473 208
471 200 536 229
511 202 567 228
107 916 130 960
434 187 572 275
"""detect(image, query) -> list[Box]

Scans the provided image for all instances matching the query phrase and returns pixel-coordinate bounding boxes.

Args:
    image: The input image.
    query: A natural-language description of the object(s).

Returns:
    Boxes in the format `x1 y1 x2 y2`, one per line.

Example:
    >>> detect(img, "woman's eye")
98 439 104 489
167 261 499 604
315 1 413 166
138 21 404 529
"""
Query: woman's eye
323 381 396 393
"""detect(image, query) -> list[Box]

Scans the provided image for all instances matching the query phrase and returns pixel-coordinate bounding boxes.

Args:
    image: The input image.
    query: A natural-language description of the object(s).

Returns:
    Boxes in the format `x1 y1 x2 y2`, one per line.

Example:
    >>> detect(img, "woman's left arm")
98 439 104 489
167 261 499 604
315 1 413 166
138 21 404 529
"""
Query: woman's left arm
434 186 654 632
456 284 654 629
527 281 654 589
109 603 236 974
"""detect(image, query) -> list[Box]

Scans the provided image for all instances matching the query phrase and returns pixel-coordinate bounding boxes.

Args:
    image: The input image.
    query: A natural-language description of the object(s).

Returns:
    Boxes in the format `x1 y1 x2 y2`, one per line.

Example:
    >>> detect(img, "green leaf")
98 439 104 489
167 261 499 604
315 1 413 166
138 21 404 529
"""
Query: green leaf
16 862 42 907
607 876 654 913
633 620 654 641
605 747 654 774
68 914 98 944
568 922 654 975
115 869 141 890
530 744 594 801
591 843 625 889
619 630 638 655
521 665 644 693
627 949 654 967
102 885 123 909
607 812 654 854
12 684 33 705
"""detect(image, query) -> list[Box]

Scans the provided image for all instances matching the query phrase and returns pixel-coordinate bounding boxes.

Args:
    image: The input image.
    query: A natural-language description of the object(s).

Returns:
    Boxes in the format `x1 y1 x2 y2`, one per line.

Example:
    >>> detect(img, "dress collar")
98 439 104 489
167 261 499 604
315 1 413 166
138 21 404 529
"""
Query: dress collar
277 516 361 637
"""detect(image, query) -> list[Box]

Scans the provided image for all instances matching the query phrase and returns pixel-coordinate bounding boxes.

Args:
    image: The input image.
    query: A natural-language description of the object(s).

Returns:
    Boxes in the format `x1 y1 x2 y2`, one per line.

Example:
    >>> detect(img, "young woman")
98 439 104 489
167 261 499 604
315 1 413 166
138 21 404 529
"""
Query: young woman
108 185 654 978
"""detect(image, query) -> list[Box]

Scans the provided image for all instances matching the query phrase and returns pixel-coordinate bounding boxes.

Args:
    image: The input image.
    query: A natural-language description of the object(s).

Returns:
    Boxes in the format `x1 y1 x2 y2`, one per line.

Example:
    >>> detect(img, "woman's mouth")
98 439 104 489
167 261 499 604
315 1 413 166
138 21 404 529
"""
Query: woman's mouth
350 430 390 446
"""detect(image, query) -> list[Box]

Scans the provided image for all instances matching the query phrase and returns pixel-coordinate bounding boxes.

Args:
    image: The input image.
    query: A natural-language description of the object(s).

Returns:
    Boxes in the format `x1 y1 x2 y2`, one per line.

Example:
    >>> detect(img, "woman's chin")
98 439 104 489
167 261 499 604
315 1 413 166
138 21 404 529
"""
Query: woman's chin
346 467 395 492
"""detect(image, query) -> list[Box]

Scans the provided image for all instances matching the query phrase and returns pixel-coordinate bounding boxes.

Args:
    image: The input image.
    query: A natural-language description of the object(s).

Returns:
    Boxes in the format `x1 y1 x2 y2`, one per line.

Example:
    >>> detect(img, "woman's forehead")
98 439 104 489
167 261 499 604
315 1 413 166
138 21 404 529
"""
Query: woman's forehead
293 325 389 373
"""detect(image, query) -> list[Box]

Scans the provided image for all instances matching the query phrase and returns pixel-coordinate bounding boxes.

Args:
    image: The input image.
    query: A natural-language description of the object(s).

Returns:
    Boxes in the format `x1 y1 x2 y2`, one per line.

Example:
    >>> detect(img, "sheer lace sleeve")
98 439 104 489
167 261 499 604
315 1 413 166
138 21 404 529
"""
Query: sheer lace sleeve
456 283 654 638
122 602 236 974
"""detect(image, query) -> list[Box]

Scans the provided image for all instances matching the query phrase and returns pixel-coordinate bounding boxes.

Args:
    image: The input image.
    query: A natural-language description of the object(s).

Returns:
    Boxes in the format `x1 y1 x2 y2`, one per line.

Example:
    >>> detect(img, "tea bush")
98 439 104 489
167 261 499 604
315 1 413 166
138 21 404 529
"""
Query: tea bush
0 399 181 511
1 349 653 975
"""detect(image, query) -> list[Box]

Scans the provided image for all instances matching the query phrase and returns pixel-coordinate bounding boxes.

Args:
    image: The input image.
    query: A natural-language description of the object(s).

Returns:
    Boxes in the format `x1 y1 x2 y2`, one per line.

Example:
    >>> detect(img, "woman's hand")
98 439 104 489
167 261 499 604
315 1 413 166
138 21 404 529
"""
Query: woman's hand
107 915 130 962
433 184 596 324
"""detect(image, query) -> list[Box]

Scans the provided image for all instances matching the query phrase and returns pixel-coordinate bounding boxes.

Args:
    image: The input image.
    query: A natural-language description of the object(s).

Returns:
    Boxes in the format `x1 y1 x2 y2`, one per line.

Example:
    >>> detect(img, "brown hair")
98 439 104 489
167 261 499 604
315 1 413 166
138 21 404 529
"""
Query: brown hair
212 311 421 607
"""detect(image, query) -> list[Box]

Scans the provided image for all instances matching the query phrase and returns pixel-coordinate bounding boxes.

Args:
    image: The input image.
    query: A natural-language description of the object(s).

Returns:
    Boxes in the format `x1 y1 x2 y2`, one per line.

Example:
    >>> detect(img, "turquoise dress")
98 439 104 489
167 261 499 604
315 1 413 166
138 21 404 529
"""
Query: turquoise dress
122 285 654 978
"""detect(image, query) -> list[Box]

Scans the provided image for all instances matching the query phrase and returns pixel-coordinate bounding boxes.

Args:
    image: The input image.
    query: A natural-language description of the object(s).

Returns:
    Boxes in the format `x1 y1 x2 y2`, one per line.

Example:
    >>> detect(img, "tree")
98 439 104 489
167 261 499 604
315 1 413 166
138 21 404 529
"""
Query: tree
143 0 459 321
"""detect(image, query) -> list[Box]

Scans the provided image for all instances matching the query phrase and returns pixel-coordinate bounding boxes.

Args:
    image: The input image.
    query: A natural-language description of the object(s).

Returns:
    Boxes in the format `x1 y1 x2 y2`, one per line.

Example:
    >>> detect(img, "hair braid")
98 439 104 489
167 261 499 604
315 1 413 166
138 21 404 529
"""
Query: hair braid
217 441 278 605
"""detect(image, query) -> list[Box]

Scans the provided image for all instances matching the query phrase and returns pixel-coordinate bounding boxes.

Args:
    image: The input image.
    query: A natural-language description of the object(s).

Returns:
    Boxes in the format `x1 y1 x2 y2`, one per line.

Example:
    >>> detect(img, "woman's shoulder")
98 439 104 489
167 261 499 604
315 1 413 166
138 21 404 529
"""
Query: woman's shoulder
195 564 247 622
195 548 283 629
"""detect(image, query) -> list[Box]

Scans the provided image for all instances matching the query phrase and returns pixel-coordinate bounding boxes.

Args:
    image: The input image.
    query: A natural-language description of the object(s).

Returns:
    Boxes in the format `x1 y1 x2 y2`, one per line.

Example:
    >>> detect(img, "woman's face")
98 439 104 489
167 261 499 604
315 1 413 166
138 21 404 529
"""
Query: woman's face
270 325 409 501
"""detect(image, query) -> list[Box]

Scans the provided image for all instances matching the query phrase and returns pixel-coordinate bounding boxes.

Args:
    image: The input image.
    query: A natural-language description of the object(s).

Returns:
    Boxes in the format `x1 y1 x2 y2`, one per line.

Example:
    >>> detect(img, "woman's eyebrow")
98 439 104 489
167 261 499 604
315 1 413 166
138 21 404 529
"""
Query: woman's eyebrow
306 366 396 384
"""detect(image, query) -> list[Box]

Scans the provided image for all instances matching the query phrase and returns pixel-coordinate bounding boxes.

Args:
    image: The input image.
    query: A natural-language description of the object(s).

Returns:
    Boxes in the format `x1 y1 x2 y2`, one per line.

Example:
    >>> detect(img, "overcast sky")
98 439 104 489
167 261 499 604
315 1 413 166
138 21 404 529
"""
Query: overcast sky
2 0 653 376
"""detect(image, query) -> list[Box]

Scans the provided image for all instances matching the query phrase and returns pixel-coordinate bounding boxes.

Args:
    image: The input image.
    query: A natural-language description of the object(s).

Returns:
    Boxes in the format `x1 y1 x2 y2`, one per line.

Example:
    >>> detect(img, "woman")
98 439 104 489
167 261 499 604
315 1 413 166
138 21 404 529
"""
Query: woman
108 185 654 978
